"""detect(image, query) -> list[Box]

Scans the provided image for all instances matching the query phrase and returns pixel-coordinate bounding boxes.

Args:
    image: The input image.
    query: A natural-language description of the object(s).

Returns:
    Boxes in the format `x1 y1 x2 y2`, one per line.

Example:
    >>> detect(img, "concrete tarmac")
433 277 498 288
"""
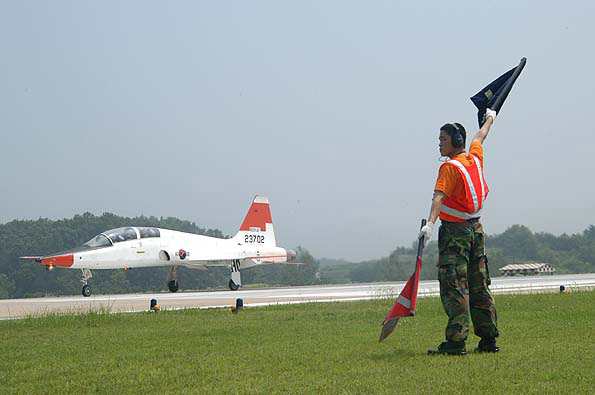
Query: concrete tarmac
1 273 594 319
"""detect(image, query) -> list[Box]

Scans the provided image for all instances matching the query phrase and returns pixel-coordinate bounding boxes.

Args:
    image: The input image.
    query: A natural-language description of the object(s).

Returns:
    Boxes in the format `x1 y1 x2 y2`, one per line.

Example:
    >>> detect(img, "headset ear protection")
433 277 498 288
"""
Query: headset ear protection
451 123 464 148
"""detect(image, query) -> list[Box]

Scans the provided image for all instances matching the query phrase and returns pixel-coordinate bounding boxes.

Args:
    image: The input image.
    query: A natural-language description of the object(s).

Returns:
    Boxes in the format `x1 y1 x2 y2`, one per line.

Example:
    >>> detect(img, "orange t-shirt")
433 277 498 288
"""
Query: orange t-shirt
434 140 484 199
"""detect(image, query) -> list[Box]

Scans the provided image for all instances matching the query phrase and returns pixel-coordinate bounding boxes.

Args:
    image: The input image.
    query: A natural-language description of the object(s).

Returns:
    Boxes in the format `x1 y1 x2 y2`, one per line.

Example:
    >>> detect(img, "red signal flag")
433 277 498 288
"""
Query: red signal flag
378 255 422 342
379 219 426 343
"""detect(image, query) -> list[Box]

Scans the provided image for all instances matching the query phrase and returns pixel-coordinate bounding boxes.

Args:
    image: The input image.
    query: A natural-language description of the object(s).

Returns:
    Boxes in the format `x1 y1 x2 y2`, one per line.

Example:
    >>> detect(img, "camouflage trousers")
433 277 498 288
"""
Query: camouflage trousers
437 220 499 343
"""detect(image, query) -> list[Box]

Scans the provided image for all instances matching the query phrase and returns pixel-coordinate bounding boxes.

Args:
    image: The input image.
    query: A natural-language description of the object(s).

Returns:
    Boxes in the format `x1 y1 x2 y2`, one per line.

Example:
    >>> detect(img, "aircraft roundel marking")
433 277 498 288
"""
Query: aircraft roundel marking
179 249 187 260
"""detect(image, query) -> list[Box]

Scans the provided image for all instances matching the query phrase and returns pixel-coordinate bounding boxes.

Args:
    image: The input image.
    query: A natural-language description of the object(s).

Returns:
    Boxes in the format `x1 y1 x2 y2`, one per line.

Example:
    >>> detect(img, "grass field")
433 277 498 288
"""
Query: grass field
1 292 594 394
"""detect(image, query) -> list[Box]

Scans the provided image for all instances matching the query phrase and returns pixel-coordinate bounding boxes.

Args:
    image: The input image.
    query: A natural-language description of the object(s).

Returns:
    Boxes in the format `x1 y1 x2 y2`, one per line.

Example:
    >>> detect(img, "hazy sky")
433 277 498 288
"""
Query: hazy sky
1 1 594 261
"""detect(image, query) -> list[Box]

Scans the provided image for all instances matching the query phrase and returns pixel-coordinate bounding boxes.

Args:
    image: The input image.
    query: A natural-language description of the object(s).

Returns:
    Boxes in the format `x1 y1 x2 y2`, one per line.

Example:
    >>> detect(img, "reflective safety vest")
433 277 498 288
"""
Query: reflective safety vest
440 155 489 222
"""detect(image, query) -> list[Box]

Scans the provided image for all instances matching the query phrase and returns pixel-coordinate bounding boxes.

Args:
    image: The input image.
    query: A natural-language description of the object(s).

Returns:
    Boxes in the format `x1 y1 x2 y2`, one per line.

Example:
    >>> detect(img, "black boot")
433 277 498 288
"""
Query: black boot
428 341 466 355
475 338 500 353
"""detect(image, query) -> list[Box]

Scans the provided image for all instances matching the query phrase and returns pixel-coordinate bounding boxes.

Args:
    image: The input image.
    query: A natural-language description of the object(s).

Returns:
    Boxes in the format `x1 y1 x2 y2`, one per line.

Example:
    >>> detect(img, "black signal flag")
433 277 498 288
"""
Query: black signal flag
470 57 527 127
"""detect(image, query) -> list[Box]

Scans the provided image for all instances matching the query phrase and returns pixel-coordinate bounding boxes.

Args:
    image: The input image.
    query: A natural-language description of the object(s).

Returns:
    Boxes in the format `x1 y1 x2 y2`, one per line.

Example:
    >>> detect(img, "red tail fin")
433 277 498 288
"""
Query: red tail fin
239 196 272 232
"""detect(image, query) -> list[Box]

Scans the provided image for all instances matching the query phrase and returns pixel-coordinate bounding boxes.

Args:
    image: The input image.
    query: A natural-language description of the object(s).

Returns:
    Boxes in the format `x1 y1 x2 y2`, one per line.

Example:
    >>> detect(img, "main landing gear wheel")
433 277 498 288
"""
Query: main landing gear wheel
228 279 240 291
82 284 91 297
168 280 179 293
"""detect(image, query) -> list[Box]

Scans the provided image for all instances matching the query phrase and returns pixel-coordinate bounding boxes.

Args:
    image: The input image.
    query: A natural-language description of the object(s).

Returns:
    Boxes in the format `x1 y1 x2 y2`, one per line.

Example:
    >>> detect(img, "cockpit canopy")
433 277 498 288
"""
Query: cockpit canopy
83 227 160 248
105 227 138 243
137 227 160 239
84 234 112 248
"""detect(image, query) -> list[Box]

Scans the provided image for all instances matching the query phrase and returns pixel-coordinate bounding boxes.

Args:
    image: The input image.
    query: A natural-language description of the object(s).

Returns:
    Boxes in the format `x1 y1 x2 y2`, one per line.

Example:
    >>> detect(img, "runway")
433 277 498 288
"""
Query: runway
1 273 594 319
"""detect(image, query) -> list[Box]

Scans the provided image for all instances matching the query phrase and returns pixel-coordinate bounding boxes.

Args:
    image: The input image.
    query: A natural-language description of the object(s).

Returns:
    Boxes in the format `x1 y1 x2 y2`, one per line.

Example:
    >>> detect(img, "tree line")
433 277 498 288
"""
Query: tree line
332 224 595 284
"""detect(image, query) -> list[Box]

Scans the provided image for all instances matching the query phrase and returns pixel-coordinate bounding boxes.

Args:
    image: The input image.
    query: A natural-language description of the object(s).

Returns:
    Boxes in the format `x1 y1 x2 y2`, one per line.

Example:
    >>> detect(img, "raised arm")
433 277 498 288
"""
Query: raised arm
472 109 496 144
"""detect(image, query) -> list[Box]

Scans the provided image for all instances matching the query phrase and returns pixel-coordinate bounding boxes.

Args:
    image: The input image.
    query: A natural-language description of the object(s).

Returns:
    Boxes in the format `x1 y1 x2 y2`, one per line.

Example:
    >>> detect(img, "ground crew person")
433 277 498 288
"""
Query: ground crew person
420 109 500 355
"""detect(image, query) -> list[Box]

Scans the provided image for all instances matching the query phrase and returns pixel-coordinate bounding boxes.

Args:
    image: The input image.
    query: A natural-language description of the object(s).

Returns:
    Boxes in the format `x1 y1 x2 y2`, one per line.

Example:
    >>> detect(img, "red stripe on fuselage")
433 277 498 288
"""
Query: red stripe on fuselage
239 202 272 231
41 255 74 268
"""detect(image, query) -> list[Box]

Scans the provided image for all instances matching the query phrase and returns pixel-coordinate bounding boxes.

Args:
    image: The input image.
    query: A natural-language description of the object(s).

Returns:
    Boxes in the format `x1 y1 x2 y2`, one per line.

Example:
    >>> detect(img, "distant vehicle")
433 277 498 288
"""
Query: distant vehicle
22 196 297 297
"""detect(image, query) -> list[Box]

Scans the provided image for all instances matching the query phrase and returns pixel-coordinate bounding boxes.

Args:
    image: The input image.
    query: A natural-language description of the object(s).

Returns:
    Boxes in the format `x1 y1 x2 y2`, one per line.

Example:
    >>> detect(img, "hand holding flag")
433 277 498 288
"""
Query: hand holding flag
484 108 497 124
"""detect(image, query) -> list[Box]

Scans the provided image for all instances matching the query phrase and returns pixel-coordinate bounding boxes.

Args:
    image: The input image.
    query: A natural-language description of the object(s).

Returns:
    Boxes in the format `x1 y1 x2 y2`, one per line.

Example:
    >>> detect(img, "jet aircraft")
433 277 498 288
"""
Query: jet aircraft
23 196 297 296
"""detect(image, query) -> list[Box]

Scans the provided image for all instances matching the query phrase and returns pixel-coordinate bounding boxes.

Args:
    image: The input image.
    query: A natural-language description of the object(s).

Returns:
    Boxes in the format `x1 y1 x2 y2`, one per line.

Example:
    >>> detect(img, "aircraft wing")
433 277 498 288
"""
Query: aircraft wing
182 256 290 266
181 255 301 269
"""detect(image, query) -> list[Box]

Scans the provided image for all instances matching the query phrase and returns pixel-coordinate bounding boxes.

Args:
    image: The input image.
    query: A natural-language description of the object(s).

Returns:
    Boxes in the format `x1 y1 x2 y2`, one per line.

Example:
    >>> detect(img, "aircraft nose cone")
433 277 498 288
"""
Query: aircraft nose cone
40 254 74 268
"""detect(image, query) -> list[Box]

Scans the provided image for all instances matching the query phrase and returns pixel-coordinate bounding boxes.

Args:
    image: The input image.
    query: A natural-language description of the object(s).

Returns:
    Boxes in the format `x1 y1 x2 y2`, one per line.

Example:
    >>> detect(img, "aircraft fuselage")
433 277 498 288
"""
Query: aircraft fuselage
40 228 291 270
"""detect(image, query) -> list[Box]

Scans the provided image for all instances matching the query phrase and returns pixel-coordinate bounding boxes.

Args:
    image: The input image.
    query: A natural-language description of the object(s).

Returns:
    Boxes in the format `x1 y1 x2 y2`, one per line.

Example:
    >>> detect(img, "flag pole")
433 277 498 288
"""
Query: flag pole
409 218 426 316
416 219 427 257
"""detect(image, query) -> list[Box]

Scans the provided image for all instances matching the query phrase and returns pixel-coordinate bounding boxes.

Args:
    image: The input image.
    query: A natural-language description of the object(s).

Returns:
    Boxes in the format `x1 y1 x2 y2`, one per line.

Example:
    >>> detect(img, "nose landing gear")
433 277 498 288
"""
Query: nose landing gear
81 269 93 297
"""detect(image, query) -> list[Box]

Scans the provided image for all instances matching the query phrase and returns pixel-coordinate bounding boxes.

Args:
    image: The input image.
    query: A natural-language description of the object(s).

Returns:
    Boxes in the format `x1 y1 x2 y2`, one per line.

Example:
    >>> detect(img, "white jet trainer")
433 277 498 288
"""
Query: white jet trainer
25 196 297 297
